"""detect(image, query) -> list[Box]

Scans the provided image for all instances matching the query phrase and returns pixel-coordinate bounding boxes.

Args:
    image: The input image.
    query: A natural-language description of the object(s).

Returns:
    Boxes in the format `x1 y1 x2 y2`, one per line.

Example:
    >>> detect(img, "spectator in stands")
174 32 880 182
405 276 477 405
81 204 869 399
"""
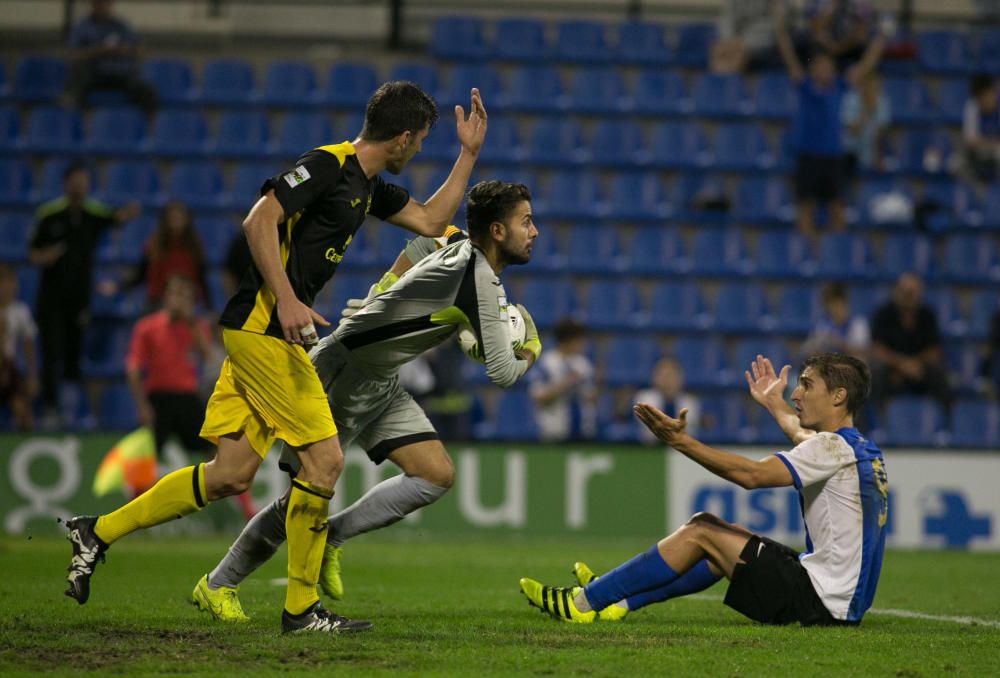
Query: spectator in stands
0 315 33 431
129 202 209 310
806 0 876 69
774 2 885 240
66 0 156 114
0 264 38 409
802 282 870 359
633 357 701 444
962 74 1000 184
28 161 139 424
869 272 951 414
841 71 890 178
529 318 596 441
710 0 788 74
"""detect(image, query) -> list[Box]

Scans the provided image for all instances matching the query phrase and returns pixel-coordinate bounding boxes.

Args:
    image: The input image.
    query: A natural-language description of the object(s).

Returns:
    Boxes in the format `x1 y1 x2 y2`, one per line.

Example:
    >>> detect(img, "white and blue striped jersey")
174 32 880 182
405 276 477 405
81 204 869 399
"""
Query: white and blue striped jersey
775 428 888 622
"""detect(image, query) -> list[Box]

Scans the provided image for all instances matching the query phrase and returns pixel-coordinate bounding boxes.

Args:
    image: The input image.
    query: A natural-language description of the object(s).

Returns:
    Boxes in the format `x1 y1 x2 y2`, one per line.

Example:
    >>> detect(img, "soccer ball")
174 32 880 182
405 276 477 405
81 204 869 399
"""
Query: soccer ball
457 304 526 363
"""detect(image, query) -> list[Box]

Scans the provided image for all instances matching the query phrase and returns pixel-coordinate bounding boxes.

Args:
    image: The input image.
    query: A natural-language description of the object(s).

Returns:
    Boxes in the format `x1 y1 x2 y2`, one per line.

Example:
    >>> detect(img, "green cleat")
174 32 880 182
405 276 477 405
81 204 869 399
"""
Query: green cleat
319 544 344 600
190 574 249 623
572 561 598 587
518 578 596 623
571 562 628 622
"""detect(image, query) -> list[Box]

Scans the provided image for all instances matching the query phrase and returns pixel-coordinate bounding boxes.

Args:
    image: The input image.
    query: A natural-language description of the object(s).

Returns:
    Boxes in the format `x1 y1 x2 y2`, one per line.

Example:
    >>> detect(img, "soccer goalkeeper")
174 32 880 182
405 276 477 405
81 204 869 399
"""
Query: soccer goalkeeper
192 180 542 621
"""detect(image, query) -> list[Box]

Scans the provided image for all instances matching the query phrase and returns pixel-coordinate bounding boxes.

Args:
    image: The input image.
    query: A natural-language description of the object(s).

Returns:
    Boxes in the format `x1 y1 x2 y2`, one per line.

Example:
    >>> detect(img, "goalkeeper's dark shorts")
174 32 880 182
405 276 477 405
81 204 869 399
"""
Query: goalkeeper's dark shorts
723 536 857 627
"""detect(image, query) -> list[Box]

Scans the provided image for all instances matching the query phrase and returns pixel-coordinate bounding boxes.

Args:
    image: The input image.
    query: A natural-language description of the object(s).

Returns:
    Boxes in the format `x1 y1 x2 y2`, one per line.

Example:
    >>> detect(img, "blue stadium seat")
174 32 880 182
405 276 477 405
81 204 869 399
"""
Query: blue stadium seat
148 110 208 157
752 73 795 119
981 186 1000 230
493 18 550 62
917 30 973 75
323 271 372 318
649 121 711 170
582 280 644 330
754 231 812 278
699 393 755 444
524 118 587 167
476 117 524 165
555 20 611 64
211 110 270 159
13 56 65 102
934 79 968 125
977 29 1000 72
773 284 820 335
324 62 379 109
97 214 153 265
564 224 625 274
943 340 982 389
0 105 19 151
0 62 7 101
419 119 458 163
713 123 775 170
647 281 710 331
0 215 29 263
729 338 791 387
98 383 138 430
884 396 945 447
21 106 82 154
198 59 255 106
692 73 751 117
941 234 999 284
166 161 225 210
926 288 966 340
672 337 726 389
500 66 565 113
84 107 145 155
270 111 334 160
674 24 715 68
951 400 1000 448
603 336 661 387
589 120 647 168
816 233 875 280
883 77 934 125
711 282 771 333
99 160 162 207
227 162 278 211
733 175 794 225
194 217 236 265
475 389 539 441
894 130 952 176
879 233 933 279
389 63 439 96
968 290 998 340
567 67 629 115
259 61 317 107
36 158 73 203
523 226 564 273
671 174 729 223
142 58 194 105
922 181 980 229
371 225 412 268
437 64 502 108
430 16 489 61
606 172 672 221
539 170 603 220
518 278 576 329
0 159 32 208
858 178 916 228
632 70 689 115
689 229 750 276
629 226 685 274
616 21 672 65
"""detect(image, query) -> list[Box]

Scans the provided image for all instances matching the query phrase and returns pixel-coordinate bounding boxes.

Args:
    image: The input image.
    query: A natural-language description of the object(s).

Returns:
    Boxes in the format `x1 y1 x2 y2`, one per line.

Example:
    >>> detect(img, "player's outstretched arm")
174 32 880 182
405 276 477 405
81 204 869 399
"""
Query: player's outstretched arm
388 88 487 237
773 2 805 82
634 404 793 490
745 355 816 445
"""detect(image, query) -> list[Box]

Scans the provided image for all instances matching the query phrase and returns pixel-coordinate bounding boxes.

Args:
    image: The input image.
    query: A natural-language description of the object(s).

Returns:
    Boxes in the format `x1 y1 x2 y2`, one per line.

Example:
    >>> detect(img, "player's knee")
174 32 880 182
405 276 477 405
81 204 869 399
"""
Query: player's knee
420 459 454 490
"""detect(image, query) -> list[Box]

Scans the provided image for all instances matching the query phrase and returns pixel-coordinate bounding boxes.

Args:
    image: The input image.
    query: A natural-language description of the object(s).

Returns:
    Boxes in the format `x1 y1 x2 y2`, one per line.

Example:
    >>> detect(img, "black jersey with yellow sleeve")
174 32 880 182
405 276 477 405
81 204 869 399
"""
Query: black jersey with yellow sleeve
220 141 410 339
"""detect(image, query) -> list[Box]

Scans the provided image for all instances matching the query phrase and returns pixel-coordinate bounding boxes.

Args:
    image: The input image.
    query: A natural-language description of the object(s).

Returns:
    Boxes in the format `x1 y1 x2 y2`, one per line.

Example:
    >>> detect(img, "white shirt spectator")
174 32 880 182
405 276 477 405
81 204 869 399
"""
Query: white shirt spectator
529 350 596 441
3 301 37 359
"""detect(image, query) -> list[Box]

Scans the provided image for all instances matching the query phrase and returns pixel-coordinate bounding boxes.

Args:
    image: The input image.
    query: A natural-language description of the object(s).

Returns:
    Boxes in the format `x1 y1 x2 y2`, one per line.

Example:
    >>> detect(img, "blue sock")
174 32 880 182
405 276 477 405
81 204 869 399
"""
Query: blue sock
624 559 720 611
583 545 678 611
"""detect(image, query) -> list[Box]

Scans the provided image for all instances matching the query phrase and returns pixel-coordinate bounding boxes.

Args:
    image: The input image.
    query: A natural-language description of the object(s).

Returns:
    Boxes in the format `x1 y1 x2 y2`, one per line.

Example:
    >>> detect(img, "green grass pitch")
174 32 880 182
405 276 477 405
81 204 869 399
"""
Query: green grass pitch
1 534 998 676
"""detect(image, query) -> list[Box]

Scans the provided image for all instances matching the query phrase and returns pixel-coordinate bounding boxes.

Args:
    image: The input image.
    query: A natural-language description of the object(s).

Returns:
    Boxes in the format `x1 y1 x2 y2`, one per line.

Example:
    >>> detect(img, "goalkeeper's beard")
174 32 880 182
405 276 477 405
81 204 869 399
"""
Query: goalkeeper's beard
498 242 532 267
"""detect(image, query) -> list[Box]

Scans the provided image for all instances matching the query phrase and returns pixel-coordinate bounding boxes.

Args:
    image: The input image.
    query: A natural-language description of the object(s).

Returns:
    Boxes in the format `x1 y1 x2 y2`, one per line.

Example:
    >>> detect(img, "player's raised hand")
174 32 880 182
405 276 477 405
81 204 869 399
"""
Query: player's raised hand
455 87 488 156
634 403 688 445
745 355 790 408
277 296 329 346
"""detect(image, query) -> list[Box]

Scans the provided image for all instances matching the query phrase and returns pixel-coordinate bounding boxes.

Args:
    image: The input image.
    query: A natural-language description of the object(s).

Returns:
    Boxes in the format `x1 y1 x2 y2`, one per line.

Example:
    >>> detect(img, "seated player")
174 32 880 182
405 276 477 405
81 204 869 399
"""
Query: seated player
192 180 542 621
520 353 887 627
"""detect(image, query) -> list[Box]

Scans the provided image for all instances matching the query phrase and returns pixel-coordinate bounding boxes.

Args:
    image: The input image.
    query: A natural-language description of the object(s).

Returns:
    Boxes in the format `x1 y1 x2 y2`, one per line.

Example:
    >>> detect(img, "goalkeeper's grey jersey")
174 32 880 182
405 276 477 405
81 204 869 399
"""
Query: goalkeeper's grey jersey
323 239 528 387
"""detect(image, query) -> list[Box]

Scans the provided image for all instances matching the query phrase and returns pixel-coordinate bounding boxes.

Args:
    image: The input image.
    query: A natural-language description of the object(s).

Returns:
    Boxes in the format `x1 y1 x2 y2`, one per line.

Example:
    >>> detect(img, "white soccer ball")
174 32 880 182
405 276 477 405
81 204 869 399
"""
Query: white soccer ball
457 304 526 363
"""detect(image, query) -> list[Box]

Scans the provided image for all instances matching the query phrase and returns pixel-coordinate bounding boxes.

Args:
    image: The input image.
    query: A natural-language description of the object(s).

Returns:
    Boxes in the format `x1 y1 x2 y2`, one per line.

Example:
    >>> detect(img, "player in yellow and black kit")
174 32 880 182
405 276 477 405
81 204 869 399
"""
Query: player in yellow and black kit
64 81 489 634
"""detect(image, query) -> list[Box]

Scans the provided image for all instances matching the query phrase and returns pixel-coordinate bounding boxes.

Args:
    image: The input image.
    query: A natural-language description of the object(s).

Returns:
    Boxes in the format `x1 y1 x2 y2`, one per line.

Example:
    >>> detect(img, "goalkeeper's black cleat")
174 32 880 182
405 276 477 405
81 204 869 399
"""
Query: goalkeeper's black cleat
281 601 373 634
64 515 108 605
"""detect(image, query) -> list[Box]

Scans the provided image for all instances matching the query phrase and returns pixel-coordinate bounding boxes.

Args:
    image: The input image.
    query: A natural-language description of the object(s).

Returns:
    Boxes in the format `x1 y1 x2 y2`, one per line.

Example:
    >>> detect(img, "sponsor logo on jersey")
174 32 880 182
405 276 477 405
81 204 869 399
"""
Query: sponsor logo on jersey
283 165 311 188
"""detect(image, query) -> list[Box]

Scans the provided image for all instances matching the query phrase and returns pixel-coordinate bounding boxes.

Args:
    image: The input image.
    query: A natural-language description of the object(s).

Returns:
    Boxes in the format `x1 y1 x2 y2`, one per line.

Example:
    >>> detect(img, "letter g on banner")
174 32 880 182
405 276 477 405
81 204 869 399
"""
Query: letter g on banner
5 437 81 534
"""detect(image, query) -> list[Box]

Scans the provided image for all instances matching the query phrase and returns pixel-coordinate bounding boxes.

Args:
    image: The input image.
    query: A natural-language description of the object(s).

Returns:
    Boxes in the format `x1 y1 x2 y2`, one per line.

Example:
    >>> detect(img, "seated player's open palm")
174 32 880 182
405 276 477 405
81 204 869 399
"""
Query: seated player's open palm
634 403 688 445
745 354 790 408
455 88 488 156
277 296 329 346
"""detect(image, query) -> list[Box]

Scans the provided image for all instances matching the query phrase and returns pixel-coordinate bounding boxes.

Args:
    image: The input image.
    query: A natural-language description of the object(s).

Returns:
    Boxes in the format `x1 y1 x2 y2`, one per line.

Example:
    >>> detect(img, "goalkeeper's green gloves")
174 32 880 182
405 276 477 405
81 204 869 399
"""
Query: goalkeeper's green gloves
516 303 542 360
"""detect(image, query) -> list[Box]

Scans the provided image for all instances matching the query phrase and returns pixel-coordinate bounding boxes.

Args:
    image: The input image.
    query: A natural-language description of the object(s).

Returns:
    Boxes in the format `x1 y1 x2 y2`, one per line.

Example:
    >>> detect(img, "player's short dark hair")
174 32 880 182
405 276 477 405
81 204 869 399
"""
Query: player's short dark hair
970 73 997 97
801 353 871 416
465 180 532 241
553 317 586 344
359 81 438 142
63 160 89 181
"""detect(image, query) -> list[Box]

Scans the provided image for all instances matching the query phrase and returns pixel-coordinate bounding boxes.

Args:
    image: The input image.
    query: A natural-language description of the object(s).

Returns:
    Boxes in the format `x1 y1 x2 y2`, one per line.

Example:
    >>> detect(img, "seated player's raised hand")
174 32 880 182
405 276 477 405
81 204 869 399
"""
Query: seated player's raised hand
634 403 688 445
745 355 790 409
456 87 488 157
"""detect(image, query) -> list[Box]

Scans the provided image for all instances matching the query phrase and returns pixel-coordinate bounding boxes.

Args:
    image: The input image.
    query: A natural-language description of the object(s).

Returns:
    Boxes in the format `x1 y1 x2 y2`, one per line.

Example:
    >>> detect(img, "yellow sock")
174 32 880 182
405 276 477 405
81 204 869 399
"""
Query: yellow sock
94 464 208 544
285 479 332 615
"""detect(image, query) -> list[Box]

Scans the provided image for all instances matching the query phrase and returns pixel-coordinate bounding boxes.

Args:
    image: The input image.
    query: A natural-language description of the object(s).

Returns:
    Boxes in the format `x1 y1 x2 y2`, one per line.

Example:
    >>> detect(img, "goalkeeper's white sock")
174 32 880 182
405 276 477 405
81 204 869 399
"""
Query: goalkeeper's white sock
328 475 447 547
207 495 288 590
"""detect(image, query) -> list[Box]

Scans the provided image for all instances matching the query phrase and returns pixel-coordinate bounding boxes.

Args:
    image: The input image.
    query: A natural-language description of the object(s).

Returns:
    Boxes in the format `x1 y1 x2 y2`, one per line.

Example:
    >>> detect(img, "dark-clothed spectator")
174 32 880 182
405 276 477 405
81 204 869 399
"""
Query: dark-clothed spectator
807 0 876 69
129 202 209 309
962 74 1000 184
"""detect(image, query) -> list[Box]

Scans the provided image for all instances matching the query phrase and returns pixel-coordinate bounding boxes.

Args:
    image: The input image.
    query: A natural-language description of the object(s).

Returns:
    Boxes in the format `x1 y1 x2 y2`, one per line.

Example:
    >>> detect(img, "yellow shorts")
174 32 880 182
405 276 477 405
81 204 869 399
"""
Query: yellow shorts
200 328 338 458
